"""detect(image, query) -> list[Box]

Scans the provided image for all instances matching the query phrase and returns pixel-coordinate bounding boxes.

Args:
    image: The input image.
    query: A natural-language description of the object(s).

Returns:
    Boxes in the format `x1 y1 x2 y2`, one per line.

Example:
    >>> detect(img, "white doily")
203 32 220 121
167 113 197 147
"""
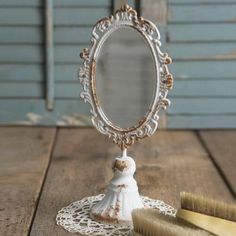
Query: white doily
56 194 176 236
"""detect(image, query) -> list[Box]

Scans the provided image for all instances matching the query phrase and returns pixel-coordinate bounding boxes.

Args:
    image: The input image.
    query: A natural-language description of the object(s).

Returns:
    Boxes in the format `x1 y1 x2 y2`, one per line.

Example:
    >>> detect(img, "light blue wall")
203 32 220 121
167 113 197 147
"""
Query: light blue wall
166 0 236 128
0 0 236 128
0 0 111 125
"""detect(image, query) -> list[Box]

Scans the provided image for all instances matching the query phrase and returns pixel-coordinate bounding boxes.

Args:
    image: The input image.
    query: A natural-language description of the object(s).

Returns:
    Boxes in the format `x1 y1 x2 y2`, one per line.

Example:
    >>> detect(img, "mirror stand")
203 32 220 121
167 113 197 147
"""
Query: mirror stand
56 5 175 235
90 148 143 225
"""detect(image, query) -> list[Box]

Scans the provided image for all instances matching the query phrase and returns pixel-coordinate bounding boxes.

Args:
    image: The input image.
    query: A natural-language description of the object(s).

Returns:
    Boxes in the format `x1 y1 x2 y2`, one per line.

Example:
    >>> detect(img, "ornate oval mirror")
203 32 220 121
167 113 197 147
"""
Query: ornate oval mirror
80 5 173 150
79 5 173 226
95 26 156 130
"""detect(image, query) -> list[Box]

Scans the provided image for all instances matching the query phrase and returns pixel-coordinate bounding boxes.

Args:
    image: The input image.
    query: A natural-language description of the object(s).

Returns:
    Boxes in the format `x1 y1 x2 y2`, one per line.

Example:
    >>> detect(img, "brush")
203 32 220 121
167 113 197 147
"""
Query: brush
132 208 212 236
177 192 236 236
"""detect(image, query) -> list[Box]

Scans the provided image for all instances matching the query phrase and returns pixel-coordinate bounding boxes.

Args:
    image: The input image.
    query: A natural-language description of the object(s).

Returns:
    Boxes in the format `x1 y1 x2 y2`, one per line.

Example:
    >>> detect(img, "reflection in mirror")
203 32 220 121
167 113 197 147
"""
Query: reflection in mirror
96 27 156 129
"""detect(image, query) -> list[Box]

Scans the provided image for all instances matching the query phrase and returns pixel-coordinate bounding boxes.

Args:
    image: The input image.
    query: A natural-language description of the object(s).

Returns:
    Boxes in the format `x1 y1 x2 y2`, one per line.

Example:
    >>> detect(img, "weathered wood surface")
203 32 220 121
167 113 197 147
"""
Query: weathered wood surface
30 128 116 236
29 128 234 235
133 131 234 207
0 127 56 236
199 131 236 197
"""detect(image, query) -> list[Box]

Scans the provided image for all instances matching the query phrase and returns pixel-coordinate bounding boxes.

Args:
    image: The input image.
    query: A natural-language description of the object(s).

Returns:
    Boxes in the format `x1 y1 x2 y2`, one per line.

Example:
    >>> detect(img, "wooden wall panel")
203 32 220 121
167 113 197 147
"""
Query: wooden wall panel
0 3 45 103
0 8 43 26
0 0 235 128
0 0 110 7
171 61 236 79
0 27 42 44
169 0 236 3
168 115 236 129
167 0 236 128
168 24 236 42
0 0 111 125
168 4 236 23
167 43 236 60
169 98 236 115
0 99 90 126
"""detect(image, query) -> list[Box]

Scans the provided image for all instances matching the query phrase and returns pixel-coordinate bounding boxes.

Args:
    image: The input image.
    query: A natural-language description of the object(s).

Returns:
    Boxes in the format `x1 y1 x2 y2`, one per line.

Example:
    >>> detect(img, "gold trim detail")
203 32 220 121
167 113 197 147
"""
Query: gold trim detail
79 5 173 149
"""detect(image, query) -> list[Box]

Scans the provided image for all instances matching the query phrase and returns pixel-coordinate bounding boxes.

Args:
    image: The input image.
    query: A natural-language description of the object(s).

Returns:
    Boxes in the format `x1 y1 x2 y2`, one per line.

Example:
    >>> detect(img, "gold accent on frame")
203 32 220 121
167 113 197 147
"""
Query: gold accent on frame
78 4 173 149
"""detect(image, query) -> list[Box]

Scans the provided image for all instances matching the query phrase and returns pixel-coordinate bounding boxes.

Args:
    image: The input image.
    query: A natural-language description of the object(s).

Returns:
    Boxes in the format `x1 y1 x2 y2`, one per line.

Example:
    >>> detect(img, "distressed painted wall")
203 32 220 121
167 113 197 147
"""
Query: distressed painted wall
0 0 111 126
166 0 236 128
0 0 236 128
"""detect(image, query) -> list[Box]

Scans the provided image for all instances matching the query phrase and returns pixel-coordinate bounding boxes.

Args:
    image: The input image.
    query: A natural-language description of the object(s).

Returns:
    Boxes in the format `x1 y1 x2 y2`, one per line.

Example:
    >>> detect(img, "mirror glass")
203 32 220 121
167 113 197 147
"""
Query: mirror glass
95 27 156 129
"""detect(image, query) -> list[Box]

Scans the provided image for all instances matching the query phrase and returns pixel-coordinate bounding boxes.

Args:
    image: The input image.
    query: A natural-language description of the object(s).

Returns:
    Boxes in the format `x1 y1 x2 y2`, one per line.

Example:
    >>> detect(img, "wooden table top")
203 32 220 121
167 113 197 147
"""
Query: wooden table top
0 127 235 236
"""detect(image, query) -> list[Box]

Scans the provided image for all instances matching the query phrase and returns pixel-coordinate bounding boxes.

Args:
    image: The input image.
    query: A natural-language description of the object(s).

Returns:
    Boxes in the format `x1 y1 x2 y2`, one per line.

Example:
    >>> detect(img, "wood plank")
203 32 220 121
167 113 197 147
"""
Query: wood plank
199 131 236 197
168 24 236 42
168 4 236 23
0 64 80 82
0 0 110 7
0 99 90 126
54 45 86 63
30 128 116 235
0 8 109 26
0 65 43 82
0 8 43 26
113 0 135 12
0 0 41 6
0 82 82 98
167 43 236 60
169 98 236 115
169 0 236 3
54 27 91 44
0 45 43 63
167 115 236 129
0 127 56 236
141 0 167 27
45 0 55 110
55 64 81 81
0 64 77 82
54 8 110 26
171 61 236 79
0 82 43 98
0 27 42 44
134 131 234 207
54 0 111 7
170 80 236 97
30 129 233 236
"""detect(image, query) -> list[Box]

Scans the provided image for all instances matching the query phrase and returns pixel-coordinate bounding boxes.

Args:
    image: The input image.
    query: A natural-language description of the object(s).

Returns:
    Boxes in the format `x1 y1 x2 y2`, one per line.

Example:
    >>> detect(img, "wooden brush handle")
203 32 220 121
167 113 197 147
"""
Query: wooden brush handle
177 209 236 236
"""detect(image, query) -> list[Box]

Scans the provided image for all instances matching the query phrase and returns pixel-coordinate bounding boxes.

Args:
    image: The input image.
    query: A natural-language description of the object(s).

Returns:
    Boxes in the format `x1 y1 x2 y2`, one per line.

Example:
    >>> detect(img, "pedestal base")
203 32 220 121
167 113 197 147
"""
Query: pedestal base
90 150 143 225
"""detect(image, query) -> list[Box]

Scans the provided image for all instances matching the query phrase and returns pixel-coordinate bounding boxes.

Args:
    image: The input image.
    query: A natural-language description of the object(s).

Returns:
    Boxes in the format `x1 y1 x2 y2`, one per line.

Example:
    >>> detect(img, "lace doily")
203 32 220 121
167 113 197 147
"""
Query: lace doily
56 194 176 236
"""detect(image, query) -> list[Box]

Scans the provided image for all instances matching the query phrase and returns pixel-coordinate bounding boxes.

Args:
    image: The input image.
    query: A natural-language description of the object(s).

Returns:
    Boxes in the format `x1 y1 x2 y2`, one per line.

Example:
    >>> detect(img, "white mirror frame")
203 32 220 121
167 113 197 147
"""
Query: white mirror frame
79 4 173 149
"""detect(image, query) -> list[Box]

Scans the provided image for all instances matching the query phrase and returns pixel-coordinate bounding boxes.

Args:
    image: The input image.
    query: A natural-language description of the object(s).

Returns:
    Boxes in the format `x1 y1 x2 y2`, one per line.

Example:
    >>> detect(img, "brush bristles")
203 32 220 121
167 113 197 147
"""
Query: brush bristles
132 208 211 236
180 192 236 222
